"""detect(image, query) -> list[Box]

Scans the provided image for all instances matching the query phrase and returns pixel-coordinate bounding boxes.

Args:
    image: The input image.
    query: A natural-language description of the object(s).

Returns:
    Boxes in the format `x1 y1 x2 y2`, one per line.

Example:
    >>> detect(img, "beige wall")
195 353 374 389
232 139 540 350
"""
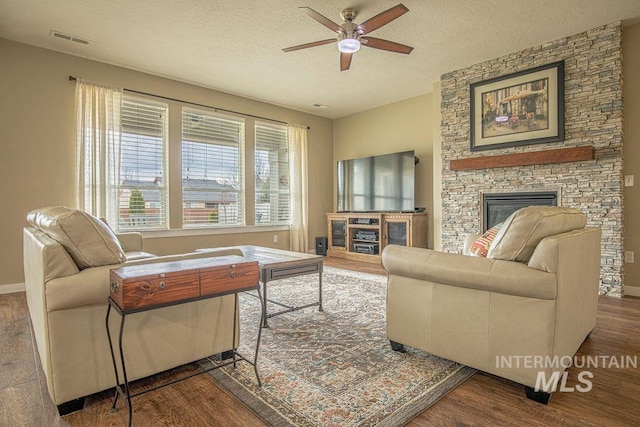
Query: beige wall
333 94 434 248
4 21 640 291
431 82 443 250
623 23 640 294
0 38 333 288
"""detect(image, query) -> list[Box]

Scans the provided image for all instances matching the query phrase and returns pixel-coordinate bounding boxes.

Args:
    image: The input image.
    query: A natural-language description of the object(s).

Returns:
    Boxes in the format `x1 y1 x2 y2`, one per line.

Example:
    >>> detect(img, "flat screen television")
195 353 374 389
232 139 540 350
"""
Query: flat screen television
337 150 416 212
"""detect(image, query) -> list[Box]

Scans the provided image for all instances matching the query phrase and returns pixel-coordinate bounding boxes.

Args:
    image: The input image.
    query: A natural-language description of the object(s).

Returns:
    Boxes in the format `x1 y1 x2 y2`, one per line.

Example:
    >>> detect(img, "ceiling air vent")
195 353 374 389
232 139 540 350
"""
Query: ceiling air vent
50 30 90 45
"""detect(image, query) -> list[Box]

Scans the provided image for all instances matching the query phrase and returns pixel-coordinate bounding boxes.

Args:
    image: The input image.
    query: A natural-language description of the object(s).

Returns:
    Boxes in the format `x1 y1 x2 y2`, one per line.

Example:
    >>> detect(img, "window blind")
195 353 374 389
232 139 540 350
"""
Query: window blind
255 123 290 225
182 109 245 226
118 97 168 230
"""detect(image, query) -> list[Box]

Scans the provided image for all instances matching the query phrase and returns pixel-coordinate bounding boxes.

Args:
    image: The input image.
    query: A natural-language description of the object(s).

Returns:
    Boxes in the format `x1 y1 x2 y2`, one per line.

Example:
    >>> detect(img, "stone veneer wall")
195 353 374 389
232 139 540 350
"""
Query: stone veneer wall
440 23 624 296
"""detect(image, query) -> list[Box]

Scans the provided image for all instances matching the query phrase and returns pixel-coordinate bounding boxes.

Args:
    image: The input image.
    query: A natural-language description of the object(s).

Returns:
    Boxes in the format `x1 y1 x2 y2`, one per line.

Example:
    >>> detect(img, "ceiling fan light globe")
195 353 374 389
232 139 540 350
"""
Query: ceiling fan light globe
338 38 361 53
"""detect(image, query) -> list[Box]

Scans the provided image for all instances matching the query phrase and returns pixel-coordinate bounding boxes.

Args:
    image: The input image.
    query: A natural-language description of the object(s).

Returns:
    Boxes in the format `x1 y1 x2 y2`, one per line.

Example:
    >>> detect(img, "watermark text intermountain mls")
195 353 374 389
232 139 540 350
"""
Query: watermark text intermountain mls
496 355 637 370
496 355 637 393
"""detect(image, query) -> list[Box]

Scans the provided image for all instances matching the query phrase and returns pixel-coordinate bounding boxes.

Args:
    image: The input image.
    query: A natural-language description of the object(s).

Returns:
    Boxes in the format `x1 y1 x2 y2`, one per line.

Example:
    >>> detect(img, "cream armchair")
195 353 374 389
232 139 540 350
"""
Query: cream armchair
24 207 243 414
382 206 601 403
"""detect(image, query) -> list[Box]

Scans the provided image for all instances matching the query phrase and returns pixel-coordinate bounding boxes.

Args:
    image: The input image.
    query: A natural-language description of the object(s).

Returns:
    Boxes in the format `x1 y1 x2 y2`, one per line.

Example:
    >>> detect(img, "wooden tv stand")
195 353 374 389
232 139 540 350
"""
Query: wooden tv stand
326 212 428 263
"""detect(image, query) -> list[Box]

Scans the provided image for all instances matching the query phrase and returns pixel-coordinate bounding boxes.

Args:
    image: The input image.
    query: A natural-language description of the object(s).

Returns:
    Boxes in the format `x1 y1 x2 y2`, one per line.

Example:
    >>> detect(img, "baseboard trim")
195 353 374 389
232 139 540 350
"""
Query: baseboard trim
0 283 26 295
625 286 640 297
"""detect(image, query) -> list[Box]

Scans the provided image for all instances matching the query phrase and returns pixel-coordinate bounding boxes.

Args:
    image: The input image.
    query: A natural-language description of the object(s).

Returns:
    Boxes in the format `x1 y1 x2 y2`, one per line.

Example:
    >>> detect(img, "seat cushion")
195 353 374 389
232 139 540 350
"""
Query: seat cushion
487 206 586 263
27 206 126 269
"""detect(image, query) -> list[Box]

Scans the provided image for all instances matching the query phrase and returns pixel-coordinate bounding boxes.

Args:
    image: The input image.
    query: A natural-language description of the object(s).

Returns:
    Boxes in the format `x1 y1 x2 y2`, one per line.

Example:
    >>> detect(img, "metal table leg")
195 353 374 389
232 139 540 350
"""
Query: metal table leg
118 314 132 427
227 291 262 386
106 303 132 427
318 269 323 312
261 278 270 328
253 286 263 386
106 304 121 412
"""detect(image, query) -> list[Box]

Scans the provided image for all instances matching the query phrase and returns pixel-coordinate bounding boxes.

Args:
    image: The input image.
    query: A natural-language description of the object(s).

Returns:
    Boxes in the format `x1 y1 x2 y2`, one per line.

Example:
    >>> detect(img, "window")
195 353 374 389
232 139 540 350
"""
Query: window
118 97 168 230
255 123 290 225
182 109 245 226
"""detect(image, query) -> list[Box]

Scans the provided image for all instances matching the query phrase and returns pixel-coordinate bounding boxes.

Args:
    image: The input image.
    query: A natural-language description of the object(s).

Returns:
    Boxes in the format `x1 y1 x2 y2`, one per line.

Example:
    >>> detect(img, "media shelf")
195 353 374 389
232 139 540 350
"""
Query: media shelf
326 212 428 263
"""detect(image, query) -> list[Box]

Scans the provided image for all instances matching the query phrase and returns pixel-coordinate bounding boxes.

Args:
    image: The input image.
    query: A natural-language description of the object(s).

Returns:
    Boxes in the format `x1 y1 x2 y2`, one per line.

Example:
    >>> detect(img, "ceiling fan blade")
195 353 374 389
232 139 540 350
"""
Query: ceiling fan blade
361 36 413 54
340 52 353 71
300 6 345 34
357 4 409 35
282 39 335 52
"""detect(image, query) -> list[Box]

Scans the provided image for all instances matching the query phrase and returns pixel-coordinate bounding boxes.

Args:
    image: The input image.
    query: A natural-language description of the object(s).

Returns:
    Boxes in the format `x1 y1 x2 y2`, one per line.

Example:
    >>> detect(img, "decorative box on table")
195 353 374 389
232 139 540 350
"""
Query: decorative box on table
109 255 258 311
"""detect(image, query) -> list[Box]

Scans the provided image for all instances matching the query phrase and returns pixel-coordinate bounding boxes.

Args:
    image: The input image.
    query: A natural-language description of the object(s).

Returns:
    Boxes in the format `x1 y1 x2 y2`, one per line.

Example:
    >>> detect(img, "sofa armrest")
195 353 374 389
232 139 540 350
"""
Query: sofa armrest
382 245 488 284
528 227 601 359
117 232 144 252
382 245 556 300
528 228 600 274
24 227 79 282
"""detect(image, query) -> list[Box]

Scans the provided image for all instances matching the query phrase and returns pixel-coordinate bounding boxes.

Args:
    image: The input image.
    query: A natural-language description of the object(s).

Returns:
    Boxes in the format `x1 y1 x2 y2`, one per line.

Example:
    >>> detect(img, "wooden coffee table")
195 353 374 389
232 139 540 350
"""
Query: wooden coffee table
198 245 324 328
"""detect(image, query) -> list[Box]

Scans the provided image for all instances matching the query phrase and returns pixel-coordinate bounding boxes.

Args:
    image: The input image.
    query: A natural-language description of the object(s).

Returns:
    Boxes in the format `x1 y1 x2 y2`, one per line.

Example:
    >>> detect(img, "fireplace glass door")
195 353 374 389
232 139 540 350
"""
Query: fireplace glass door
483 192 557 232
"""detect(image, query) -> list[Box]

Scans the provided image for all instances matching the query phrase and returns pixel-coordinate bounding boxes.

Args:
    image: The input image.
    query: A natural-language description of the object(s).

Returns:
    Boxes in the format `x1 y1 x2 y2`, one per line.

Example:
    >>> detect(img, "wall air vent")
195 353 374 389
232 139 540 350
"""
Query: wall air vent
50 30 90 45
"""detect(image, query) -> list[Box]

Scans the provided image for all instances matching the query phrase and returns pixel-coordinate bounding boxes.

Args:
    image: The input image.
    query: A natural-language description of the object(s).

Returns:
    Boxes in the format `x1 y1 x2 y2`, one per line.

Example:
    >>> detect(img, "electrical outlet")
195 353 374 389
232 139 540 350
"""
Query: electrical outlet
273 235 278 243
625 251 634 263
625 175 634 187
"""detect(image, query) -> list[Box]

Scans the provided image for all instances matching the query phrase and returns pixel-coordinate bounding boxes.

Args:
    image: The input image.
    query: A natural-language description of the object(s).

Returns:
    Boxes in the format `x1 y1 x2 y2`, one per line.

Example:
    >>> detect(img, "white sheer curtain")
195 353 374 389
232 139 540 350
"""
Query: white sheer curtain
288 124 309 253
75 79 123 229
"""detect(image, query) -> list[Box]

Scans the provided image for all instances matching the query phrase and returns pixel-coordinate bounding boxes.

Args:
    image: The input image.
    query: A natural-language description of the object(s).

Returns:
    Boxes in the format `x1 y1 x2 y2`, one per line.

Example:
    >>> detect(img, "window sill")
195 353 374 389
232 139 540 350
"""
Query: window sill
140 224 290 239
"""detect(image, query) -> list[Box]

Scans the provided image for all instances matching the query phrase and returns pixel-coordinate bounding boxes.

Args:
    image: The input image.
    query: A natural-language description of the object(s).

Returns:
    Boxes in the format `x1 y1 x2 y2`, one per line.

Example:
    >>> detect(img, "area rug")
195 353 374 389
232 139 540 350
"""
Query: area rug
202 266 475 426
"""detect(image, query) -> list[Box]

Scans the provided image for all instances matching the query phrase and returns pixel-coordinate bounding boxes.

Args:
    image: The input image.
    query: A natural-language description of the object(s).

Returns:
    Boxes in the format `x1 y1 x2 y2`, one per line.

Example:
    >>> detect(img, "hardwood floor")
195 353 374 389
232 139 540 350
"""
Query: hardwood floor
1 257 639 426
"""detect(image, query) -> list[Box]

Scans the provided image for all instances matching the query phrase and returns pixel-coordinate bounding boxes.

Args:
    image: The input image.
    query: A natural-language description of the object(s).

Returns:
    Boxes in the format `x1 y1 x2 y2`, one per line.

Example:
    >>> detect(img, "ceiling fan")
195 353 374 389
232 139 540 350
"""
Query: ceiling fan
282 4 413 71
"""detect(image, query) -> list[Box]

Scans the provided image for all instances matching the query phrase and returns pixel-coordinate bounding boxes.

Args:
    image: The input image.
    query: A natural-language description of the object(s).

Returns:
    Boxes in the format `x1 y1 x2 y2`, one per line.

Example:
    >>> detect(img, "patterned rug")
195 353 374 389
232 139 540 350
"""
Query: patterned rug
202 266 475 426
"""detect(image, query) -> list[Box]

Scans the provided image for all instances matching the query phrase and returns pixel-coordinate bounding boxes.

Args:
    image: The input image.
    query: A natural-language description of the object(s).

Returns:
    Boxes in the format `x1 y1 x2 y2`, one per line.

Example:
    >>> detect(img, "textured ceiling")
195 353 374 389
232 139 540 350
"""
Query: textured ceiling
1 0 639 119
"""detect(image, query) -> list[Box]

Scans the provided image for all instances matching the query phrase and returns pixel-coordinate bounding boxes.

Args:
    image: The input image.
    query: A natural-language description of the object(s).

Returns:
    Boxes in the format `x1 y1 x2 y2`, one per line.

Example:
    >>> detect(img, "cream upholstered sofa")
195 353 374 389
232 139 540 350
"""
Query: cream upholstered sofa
24 207 244 414
382 206 601 403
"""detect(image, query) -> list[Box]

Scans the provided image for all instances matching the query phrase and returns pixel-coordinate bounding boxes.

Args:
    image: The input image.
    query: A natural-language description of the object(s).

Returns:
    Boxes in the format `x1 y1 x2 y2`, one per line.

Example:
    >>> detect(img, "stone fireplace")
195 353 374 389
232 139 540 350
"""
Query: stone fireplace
482 191 558 232
440 22 624 296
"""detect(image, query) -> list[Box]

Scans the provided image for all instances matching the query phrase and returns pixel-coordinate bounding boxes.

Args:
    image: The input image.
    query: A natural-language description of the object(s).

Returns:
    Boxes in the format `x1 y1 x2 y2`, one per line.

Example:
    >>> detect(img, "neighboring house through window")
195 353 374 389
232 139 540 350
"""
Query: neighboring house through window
182 109 245 226
255 123 290 225
118 97 169 230
79 90 292 232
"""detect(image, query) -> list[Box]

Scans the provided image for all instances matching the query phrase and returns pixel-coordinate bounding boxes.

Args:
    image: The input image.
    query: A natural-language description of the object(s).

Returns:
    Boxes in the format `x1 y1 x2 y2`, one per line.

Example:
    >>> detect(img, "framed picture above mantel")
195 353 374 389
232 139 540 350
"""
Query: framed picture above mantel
470 61 564 151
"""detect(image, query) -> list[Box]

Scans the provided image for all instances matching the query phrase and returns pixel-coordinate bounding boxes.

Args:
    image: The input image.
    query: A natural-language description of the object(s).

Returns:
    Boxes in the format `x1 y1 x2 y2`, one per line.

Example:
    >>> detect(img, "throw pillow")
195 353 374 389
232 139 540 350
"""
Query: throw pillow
27 206 126 269
100 217 125 250
487 206 586 262
469 222 503 257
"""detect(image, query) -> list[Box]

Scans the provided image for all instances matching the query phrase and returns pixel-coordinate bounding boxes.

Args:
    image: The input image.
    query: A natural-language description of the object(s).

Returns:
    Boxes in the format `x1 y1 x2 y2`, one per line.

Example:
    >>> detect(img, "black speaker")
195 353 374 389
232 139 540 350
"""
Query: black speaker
315 236 328 256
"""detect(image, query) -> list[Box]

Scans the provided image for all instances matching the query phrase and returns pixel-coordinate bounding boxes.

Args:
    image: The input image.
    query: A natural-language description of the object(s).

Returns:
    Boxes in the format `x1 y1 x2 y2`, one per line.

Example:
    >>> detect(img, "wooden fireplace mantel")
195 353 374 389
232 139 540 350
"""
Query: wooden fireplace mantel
449 146 594 171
